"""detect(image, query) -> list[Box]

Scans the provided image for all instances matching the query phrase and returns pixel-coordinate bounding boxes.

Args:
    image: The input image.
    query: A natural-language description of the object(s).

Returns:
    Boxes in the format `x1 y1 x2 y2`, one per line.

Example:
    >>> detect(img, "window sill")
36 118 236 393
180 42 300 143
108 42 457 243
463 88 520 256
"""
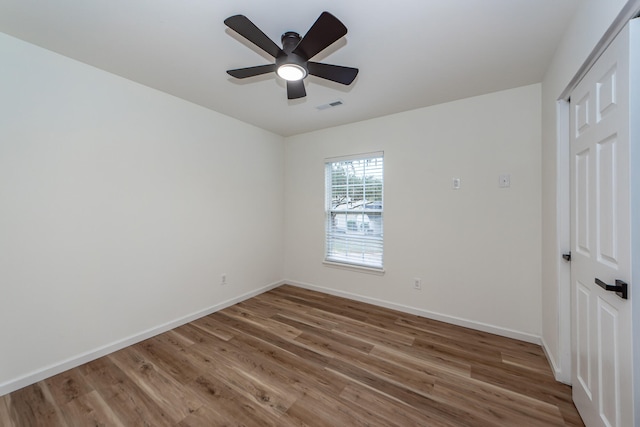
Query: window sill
323 260 385 275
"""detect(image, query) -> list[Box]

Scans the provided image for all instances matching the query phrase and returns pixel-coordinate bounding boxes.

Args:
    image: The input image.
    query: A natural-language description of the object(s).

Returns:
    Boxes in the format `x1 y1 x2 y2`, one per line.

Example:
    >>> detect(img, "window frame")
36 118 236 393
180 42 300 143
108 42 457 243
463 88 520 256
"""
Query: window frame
324 152 384 271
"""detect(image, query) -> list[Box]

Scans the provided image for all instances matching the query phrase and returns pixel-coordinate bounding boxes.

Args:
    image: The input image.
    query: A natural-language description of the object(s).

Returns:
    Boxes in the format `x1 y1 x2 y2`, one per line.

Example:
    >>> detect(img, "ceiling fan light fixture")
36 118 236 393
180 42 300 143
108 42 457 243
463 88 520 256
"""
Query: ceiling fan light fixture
277 63 306 81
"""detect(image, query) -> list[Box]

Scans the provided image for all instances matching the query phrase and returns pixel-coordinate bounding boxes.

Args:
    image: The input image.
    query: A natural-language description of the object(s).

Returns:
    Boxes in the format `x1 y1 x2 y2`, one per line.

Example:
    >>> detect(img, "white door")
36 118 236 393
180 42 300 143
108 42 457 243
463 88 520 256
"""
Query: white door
570 20 635 427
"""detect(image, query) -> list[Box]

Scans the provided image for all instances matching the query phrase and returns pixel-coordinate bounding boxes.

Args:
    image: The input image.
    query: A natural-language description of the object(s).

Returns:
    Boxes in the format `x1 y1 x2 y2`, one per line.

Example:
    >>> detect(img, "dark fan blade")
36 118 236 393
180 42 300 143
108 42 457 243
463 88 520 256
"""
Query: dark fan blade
287 80 306 99
224 15 284 58
292 12 347 60
227 64 276 79
307 62 358 85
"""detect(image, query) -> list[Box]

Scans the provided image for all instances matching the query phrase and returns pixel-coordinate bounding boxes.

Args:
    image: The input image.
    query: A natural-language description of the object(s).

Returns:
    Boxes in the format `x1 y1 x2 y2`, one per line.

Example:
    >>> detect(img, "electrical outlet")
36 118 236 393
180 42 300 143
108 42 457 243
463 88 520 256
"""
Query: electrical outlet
221 274 227 285
413 278 422 290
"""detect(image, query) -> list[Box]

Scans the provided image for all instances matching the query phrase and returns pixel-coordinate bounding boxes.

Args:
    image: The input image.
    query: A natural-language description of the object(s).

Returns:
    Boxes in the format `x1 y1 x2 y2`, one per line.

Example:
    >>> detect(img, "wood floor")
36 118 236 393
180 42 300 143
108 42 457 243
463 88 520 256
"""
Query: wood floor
0 285 584 426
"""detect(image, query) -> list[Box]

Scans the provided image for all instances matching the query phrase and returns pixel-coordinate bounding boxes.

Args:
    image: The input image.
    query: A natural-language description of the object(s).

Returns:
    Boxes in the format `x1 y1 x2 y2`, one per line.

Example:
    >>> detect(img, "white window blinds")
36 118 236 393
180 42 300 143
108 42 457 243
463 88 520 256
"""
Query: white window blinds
325 152 383 269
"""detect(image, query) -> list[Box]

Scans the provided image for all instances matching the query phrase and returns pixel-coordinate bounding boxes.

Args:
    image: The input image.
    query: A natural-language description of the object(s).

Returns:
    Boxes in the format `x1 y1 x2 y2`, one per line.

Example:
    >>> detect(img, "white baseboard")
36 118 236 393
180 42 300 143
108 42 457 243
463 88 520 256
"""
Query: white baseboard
0 280 284 397
286 280 542 345
541 336 565 383
541 336 572 385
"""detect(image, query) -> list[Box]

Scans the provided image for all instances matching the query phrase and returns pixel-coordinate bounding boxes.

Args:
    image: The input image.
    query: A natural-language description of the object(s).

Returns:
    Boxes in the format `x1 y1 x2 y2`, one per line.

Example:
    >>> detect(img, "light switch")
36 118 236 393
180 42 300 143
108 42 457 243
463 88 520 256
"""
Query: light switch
499 174 511 188
452 178 461 189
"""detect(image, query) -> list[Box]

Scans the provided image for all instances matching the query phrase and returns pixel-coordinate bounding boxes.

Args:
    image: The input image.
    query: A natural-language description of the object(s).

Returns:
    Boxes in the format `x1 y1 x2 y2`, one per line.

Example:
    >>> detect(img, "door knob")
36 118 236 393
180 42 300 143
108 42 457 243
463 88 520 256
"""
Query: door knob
595 278 628 300
562 252 571 261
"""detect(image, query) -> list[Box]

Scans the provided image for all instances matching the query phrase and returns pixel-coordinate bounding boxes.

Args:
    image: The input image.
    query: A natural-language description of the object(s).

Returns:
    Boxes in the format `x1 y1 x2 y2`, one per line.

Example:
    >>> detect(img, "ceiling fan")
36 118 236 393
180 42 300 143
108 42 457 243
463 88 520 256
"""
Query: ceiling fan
224 12 358 100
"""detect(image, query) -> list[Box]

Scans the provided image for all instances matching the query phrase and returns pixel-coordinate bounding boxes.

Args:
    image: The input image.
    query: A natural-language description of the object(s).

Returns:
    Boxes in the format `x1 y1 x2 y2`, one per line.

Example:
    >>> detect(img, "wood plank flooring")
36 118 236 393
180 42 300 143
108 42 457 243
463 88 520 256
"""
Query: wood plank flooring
0 285 584 426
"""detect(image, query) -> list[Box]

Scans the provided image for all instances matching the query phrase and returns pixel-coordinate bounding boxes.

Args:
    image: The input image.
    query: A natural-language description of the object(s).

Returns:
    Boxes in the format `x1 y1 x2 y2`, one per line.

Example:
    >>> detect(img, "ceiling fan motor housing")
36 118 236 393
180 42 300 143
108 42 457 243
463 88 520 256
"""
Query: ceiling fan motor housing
276 32 308 78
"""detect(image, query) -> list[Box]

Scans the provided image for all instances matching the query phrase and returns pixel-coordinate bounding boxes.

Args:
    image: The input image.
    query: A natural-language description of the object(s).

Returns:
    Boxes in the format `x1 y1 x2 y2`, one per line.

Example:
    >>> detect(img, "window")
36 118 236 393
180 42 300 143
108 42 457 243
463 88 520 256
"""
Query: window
325 152 383 269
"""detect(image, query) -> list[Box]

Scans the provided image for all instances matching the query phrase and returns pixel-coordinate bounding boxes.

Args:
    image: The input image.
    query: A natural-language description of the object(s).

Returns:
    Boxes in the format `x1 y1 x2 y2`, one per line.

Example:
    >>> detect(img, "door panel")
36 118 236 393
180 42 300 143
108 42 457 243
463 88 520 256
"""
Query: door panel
596 136 617 266
597 297 619 427
576 282 591 396
575 93 591 136
575 149 590 256
596 66 617 121
570 20 633 427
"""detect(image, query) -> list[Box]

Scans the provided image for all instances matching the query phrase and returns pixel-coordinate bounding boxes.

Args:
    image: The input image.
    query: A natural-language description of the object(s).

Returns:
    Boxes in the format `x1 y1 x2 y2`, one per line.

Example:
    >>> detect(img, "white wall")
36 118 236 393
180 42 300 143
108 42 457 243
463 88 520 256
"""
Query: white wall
540 0 630 382
284 84 542 340
0 33 284 394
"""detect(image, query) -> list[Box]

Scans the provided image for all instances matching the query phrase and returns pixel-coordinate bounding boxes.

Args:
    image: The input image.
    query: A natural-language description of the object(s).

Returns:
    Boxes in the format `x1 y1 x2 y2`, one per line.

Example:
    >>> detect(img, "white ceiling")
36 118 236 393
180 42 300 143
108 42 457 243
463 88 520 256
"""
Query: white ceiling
0 0 580 136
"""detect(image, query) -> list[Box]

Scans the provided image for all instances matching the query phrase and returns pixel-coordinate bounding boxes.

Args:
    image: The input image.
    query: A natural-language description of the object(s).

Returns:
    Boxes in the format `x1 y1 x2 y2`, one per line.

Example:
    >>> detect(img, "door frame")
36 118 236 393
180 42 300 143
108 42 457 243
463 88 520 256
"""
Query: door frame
556 0 640 407
556 98 571 384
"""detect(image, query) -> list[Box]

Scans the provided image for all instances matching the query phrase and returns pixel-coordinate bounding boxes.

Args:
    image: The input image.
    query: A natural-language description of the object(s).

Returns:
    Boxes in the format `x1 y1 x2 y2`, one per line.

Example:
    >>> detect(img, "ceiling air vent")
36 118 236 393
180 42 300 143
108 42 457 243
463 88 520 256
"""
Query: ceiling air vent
316 100 343 111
